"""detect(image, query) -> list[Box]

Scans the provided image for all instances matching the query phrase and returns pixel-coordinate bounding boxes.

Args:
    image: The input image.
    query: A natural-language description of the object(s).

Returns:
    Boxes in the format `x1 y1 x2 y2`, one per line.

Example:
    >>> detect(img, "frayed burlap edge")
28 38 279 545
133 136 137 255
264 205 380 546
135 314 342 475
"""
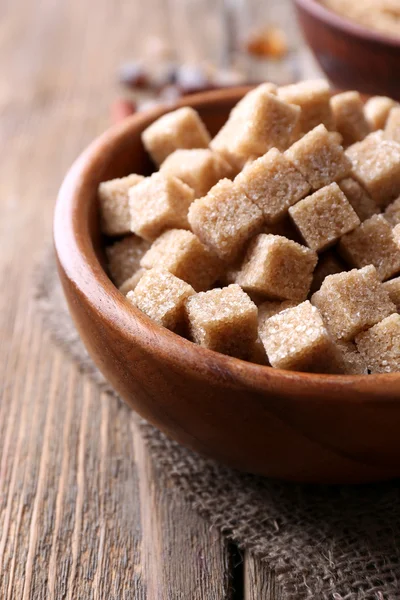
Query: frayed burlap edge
34 248 400 600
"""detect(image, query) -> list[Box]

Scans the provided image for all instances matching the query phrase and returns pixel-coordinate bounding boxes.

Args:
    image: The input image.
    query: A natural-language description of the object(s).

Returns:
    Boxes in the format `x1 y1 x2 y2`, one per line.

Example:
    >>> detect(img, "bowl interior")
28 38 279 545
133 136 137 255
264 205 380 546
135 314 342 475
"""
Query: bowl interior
55 87 400 402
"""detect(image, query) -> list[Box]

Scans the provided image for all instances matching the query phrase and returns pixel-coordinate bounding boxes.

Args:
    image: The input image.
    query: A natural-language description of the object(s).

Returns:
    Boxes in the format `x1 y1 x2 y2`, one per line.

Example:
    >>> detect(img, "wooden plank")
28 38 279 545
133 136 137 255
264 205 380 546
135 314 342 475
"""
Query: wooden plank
0 0 148 598
0 0 305 595
244 552 283 600
0 341 145 600
132 420 232 600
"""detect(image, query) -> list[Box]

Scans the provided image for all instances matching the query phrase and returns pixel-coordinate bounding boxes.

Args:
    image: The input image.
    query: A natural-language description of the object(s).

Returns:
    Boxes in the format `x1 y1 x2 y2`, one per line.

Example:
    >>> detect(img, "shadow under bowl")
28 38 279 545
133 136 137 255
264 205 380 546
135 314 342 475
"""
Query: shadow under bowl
294 0 400 99
54 87 400 484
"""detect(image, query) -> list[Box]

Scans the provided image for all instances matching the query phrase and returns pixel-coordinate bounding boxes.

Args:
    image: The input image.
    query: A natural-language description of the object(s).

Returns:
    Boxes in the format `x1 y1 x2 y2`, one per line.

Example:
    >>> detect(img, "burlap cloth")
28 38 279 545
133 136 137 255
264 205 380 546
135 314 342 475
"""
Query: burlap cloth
35 250 400 600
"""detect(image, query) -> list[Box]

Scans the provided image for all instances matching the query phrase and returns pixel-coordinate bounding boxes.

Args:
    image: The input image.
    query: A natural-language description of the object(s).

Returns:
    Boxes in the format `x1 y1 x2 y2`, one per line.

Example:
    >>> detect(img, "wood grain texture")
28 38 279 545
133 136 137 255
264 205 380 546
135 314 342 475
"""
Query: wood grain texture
0 0 321 595
245 553 283 600
132 420 232 600
0 0 234 597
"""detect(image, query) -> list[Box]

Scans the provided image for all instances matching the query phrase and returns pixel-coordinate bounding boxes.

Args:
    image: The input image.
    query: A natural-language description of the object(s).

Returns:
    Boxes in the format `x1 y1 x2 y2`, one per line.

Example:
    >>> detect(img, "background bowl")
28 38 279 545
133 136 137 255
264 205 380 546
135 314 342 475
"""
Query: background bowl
294 0 400 99
55 87 400 484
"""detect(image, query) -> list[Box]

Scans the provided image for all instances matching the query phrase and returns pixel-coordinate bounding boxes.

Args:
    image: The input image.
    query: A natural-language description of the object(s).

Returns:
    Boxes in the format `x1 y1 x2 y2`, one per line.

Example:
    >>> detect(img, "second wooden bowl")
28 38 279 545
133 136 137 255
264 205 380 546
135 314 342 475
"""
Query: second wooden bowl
54 88 400 484
294 0 400 99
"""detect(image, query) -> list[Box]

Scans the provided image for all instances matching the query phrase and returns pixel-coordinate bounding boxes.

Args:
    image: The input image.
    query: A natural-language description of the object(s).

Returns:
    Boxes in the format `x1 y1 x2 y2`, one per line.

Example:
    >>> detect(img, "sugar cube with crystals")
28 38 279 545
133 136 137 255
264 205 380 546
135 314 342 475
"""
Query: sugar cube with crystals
127 268 195 330
106 235 151 287
384 196 400 226
311 265 396 341
310 250 346 294
99 174 144 236
188 178 263 262
355 314 400 373
210 86 300 168
129 172 194 241
184 284 258 359
336 341 368 375
229 83 278 116
394 223 400 246
119 268 146 295
259 300 344 373
383 277 400 311
160 148 234 198
385 107 400 143
285 125 352 191
339 214 400 281
235 234 317 301
364 96 398 130
262 216 302 243
330 91 370 147
141 107 211 166
140 229 222 291
338 177 379 222
277 79 334 136
288 182 360 252
234 148 310 224
345 131 400 207
258 300 298 328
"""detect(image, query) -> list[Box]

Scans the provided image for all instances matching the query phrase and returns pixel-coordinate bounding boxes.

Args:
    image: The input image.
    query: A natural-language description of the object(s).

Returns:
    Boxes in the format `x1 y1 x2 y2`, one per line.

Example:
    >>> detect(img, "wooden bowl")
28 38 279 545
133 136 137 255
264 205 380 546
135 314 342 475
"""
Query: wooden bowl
294 0 400 99
54 87 400 484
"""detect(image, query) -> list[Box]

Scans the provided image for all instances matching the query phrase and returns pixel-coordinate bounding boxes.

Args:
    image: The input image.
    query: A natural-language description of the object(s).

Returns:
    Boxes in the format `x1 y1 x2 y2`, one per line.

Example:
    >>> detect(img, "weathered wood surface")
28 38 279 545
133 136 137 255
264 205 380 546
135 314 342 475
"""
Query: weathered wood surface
245 554 283 600
0 0 317 596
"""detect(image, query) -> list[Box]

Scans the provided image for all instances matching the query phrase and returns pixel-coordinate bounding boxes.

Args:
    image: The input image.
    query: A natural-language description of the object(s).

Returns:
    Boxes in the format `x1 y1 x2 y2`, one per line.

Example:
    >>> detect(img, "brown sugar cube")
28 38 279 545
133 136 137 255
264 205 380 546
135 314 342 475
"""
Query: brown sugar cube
364 96 398 131
141 107 211 166
210 87 300 168
289 183 360 252
330 91 370 147
394 223 400 246
236 234 317 301
384 196 400 226
184 284 258 359
230 83 278 117
345 131 400 207
159 149 234 198
234 148 311 224
339 214 400 281
219 258 267 306
310 250 346 294
355 314 400 373
277 79 334 137
311 265 396 341
258 300 298 328
127 268 195 330
140 229 223 292
99 174 144 236
188 178 263 262
129 173 194 241
119 268 146 295
385 107 400 143
259 300 344 373
262 216 302 243
383 277 400 311
338 177 379 222
106 235 151 287
285 125 352 191
336 341 368 375
223 83 278 142
219 259 244 287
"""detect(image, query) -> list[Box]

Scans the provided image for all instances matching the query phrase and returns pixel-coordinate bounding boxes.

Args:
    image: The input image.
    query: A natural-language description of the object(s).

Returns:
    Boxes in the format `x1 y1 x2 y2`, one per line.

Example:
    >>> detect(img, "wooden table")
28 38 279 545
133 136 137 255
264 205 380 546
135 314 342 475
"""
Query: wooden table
0 0 319 596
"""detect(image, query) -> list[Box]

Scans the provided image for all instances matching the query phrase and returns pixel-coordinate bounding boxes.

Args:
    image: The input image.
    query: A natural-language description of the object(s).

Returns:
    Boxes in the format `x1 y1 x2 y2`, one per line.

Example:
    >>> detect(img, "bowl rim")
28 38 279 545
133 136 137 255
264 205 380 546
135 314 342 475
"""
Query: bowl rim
54 86 400 400
294 0 400 49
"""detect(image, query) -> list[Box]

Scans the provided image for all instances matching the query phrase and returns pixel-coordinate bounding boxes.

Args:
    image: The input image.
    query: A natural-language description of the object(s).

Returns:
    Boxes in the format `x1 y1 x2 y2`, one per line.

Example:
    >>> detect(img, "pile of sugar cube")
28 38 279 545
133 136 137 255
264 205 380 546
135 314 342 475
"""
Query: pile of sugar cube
100 80 400 374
